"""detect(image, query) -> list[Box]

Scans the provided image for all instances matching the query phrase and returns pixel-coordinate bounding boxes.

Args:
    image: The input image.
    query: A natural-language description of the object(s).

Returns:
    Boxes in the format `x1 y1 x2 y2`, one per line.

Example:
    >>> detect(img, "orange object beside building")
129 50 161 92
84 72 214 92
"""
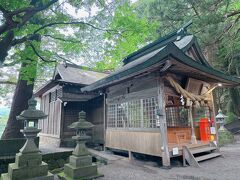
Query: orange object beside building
199 118 211 141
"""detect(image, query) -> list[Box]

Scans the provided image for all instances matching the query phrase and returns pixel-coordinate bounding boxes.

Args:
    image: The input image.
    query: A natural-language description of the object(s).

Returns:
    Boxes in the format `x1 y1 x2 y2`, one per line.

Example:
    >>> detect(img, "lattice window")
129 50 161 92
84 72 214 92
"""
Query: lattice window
107 104 116 128
143 97 158 128
56 88 63 98
50 91 56 102
107 97 158 129
193 106 211 123
128 100 142 128
165 106 190 127
49 89 62 103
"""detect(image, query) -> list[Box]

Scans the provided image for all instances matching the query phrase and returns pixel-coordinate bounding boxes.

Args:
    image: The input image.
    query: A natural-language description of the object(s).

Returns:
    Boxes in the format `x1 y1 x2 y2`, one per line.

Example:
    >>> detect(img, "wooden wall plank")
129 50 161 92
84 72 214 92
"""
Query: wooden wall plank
106 129 162 156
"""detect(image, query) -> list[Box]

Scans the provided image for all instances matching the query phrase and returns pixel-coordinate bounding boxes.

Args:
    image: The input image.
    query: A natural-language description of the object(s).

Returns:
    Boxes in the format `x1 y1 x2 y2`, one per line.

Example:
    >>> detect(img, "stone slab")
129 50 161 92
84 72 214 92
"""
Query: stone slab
1 172 54 180
58 172 104 180
15 152 42 167
64 163 98 179
6 161 49 180
69 155 92 167
87 148 124 164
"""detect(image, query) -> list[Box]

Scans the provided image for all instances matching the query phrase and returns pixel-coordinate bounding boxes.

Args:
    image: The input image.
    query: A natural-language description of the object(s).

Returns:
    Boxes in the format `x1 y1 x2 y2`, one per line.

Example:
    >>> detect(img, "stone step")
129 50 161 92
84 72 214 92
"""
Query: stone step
190 146 216 154
196 152 221 162
87 148 124 164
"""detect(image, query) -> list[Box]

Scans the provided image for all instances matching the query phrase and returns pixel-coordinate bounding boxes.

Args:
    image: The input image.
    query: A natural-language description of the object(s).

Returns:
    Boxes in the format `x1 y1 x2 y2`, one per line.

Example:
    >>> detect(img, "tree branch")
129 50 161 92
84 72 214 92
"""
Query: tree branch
34 21 115 34
29 43 56 63
0 30 14 64
225 10 240 18
43 34 82 43
54 53 78 66
8 7 35 17
0 0 58 35
0 80 17 85
0 6 9 17
11 34 41 46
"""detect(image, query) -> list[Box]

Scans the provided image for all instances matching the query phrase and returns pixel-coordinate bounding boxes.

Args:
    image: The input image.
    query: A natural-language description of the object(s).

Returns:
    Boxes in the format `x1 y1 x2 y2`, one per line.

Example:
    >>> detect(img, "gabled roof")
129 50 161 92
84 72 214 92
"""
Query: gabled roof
35 63 108 97
54 63 108 85
81 26 240 92
122 21 210 67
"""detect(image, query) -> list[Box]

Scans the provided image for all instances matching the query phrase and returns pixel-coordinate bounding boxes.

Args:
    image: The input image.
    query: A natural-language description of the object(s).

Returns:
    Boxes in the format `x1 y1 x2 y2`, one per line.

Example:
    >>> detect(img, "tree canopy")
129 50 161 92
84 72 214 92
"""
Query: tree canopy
97 0 240 115
0 0 239 116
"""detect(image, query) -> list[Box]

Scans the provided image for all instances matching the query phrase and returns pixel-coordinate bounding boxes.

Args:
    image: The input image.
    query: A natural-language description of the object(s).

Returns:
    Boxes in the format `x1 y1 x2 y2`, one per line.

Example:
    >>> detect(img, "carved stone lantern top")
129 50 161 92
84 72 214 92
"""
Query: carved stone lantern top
17 98 47 121
68 111 94 156
68 111 94 130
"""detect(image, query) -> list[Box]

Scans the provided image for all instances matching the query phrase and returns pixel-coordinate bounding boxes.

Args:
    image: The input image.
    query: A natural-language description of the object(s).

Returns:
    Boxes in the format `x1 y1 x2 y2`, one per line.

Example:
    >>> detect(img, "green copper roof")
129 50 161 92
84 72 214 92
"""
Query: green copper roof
81 41 240 92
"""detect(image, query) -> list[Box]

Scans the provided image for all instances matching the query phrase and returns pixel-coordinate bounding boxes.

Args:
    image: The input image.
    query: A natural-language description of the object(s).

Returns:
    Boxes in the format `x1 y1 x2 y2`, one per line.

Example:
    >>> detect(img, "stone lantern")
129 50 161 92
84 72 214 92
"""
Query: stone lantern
216 109 226 131
63 111 103 179
1 97 54 180
215 109 234 146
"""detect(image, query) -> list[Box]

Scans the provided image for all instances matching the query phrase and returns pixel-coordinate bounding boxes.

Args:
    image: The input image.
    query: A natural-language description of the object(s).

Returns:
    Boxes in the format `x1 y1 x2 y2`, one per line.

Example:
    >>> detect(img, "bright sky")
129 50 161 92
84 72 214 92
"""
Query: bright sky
0 0 139 107
60 0 138 19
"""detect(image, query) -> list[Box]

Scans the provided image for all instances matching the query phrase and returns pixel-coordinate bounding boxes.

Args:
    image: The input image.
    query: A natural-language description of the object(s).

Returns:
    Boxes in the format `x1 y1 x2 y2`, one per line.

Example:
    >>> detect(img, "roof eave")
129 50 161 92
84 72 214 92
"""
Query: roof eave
81 45 174 92
168 44 240 85
34 80 57 97
82 43 240 92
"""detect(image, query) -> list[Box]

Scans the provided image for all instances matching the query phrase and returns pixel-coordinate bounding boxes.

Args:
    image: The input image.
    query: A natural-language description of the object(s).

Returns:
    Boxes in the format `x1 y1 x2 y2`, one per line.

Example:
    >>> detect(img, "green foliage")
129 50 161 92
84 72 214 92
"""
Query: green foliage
225 112 238 124
96 1 158 70
218 130 235 146
98 0 240 115
0 0 113 100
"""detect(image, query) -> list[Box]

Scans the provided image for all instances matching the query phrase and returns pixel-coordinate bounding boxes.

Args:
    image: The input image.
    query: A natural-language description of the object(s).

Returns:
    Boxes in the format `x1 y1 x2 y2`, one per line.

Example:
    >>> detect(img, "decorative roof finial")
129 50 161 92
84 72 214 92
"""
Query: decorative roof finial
176 20 193 40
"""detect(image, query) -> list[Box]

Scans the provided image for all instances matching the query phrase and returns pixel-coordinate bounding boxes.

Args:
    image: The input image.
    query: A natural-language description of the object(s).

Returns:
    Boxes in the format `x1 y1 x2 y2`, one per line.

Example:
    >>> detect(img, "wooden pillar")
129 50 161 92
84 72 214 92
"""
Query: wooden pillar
60 99 65 144
211 92 218 145
128 151 133 161
157 78 170 168
189 105 197 144
103 93 106 151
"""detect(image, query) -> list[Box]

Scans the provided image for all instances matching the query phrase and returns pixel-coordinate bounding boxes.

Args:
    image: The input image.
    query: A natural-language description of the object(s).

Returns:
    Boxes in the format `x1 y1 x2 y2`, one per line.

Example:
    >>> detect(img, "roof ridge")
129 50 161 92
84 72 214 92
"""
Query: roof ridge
59 63 109 74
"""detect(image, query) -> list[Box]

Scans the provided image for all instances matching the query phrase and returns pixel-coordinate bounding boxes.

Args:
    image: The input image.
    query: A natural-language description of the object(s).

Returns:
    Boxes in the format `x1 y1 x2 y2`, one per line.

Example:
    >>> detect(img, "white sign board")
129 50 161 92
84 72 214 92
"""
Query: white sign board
172 147 179 156
210 127 216 134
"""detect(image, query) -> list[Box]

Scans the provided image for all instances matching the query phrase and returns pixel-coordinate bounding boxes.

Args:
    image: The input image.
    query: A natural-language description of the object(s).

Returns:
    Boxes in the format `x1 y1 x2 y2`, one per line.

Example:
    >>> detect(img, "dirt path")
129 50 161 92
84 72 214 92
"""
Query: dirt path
98 137 240 180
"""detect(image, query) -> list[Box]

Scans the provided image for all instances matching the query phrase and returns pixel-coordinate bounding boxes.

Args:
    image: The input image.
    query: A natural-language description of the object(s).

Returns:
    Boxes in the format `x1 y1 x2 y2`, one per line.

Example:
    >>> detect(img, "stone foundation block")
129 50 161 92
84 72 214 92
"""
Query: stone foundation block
15 152 42 167
3 161 49 180
69 155 92 167
2 172 54 180
64 163 98 179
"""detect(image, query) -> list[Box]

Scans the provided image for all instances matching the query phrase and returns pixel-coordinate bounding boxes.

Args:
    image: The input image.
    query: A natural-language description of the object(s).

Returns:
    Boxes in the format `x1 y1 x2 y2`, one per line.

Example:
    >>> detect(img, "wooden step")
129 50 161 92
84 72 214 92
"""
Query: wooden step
187 142 210 149
196 152 221 162
190 146 216 154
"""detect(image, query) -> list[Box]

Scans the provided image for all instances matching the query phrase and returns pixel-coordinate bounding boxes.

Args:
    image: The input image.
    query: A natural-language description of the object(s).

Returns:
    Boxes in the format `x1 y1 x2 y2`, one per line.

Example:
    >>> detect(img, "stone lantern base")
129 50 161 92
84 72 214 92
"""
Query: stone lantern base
1 152 54 180
62 154 103 180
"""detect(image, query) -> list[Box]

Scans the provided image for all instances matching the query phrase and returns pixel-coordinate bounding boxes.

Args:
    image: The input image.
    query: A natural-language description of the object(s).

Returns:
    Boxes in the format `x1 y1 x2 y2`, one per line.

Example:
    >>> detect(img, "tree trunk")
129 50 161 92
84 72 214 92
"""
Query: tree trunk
1 61 36 139
229 88 240 116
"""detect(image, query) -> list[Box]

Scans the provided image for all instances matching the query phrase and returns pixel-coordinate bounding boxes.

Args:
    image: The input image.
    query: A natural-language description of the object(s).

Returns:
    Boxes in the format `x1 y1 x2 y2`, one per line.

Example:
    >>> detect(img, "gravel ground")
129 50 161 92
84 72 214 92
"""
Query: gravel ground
98 136 240 180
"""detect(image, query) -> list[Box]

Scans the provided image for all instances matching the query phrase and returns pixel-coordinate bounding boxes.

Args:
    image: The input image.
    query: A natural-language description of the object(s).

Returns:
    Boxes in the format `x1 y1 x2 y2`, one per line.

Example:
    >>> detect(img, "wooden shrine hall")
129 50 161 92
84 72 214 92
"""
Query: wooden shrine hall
36 24 240 167
35 63 108 147
81 25 240 167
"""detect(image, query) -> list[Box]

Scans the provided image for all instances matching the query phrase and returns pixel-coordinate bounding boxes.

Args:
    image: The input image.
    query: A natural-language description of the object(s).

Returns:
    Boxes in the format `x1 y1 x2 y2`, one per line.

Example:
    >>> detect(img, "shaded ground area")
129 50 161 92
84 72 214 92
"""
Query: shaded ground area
38 136 240 180
98 136 240 180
